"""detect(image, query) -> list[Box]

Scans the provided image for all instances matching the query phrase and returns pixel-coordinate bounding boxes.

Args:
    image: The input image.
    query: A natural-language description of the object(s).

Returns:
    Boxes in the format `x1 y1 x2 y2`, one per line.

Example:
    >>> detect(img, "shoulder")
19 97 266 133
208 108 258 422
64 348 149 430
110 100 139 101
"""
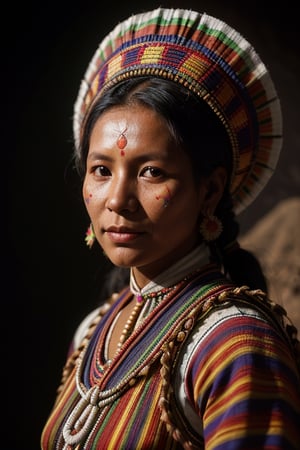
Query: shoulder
194 285 298 352
72 306 102 350
72 293 120 350
179 289 299 376
174 299 300 394
186 301 272 358
197 299 272 339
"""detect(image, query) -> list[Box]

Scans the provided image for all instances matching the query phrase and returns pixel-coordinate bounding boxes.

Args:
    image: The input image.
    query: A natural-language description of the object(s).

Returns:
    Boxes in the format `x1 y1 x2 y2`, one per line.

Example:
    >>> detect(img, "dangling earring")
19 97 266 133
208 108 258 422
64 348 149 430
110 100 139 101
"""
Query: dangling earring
85 223 96 248
199 214 223 242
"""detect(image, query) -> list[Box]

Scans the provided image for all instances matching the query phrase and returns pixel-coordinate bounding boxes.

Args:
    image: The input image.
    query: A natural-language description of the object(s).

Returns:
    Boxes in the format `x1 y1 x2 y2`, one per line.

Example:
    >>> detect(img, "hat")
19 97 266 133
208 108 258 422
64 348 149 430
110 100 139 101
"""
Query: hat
73 7 282 214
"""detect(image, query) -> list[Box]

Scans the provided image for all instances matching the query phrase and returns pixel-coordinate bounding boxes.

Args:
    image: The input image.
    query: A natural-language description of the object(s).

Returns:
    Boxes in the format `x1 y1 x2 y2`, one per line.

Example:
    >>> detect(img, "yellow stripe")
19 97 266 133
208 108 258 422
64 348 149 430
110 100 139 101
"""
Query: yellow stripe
42 372 78 447
135 378 163 447
194 333 276 395
206 418 284 449
107 54 123 80
107 385 142 449
141 45 164 63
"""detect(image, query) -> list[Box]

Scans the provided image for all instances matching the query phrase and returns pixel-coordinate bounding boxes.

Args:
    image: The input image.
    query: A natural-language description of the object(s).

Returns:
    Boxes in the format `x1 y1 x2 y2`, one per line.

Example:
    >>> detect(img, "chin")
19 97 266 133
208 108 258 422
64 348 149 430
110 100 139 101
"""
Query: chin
106 249 143 268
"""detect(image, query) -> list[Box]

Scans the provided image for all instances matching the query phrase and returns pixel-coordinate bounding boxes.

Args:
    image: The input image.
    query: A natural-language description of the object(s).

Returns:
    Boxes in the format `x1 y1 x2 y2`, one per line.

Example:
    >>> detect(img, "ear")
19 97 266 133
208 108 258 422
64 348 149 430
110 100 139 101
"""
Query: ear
199 167 227 215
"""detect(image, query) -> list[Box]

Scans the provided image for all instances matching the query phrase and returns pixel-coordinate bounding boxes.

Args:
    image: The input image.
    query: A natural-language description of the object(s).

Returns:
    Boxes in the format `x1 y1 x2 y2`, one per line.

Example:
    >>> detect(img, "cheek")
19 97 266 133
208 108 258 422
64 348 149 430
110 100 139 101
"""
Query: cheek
149 182 201 225
82 180 106 214
83 191 93 206
142 185 174 219
154 185 172 209
82 180 93 208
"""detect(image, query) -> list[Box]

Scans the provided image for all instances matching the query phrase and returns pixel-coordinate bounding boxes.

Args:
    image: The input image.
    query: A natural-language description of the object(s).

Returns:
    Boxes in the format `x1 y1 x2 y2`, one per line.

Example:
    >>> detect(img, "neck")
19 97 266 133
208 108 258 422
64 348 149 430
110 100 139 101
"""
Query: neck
130 243 211 296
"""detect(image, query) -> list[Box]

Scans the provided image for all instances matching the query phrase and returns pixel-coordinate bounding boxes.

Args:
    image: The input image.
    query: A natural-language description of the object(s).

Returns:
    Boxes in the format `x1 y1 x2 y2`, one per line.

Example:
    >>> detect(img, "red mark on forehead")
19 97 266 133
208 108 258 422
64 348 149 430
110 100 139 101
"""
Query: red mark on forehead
117 131 127 154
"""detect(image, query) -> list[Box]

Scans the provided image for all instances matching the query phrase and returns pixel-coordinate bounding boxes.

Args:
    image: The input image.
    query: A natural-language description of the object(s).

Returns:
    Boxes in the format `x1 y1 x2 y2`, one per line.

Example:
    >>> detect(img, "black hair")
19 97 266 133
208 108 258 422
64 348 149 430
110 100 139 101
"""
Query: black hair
76 77 267 293
76 77 232 180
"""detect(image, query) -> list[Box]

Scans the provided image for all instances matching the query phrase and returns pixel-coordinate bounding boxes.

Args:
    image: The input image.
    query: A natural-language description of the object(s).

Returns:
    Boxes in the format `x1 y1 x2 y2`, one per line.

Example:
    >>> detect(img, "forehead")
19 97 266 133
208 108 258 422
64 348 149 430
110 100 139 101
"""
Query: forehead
89 104 174 150
86 104 197 174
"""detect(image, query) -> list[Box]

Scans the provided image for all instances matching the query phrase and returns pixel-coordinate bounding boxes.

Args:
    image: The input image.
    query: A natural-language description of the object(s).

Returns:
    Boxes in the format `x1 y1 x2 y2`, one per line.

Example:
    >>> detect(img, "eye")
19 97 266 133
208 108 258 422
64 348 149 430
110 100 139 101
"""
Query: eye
140 166 163 178
93 165 111 177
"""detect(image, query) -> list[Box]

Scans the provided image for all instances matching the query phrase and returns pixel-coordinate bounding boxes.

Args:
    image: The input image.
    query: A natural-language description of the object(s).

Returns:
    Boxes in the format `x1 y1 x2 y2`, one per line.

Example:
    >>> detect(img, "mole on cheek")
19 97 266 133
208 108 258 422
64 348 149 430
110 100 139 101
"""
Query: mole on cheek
155 186 171 208
84 193 93 204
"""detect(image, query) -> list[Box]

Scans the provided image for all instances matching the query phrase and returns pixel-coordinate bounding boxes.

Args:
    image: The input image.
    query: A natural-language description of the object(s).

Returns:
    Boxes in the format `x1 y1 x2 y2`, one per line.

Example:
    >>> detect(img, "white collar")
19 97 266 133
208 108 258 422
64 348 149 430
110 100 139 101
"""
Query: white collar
130 243 211 296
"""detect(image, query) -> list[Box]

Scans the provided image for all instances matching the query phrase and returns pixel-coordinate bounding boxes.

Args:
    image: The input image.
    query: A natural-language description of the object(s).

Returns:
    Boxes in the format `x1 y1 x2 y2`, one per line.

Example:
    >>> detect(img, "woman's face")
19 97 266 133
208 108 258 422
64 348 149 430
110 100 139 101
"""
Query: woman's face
83 104 220 280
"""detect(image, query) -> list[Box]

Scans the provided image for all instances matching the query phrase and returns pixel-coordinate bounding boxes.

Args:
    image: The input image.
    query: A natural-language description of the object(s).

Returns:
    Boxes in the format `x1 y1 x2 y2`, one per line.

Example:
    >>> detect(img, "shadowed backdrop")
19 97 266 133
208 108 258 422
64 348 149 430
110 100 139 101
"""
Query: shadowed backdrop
9 1 299 448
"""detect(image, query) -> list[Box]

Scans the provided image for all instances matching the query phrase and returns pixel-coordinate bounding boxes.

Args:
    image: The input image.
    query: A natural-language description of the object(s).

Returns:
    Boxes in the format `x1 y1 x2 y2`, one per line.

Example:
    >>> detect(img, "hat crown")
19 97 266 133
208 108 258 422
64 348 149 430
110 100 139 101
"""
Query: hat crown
74 7 282 214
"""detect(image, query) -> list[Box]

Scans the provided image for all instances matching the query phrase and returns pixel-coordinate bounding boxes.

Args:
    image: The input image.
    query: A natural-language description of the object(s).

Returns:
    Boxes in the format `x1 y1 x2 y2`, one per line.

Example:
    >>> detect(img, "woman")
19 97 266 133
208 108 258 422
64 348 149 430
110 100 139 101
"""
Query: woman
41 8 300 449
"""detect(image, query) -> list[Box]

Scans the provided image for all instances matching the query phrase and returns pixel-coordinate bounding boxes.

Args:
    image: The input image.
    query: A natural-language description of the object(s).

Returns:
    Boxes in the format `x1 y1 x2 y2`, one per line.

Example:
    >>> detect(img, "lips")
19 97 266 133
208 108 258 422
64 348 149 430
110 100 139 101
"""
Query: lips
105 226 144 243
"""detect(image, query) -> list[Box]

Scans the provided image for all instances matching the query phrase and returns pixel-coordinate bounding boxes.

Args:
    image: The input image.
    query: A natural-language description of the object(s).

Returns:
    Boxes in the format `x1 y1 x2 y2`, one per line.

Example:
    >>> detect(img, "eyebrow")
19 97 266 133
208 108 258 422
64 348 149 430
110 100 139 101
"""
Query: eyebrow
87 150 170 162
87 152 113 162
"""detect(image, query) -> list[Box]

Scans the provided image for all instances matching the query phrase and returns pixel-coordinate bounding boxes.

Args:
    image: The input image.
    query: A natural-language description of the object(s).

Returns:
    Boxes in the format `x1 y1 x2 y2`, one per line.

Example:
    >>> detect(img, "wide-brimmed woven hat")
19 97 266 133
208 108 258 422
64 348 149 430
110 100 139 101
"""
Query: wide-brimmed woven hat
73 7 282 214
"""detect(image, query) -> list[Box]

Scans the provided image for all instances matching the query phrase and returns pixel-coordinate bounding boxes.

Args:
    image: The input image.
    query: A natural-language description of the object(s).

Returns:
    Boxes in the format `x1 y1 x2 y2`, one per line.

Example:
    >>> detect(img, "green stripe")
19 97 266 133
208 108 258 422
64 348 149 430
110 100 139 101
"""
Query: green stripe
128 281 222 373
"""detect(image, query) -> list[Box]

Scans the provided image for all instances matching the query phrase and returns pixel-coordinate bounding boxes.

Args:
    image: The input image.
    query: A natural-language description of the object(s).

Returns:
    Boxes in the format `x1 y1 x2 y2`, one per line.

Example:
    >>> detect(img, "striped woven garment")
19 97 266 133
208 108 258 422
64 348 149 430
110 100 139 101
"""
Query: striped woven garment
41 266 300 449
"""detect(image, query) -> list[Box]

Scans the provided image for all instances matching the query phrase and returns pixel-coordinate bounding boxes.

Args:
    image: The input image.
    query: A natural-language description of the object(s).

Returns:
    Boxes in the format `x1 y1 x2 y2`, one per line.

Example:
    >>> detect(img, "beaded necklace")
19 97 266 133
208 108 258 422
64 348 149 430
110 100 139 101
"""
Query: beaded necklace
117 273 176 352
62 267 229 448
62 246 222 448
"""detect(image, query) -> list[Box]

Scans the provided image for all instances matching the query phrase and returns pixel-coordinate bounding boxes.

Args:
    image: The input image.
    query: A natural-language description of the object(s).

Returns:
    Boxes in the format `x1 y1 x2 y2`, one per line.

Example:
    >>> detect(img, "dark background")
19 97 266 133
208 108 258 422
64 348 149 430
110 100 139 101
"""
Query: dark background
7 0 299 448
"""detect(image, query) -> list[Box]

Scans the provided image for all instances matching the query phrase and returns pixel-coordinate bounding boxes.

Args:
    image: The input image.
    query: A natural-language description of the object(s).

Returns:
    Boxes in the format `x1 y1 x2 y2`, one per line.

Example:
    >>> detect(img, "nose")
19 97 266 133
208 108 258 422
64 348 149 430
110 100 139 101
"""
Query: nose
105 176 139 213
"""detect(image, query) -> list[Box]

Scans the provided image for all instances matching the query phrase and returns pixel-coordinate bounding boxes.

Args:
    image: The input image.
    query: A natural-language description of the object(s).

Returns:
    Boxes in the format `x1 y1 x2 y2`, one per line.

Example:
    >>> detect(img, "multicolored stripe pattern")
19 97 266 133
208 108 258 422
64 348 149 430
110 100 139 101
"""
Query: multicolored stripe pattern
180 309 300 449
41 270 300 449
41 267 228 449
42 365 176 449
73 8 282 214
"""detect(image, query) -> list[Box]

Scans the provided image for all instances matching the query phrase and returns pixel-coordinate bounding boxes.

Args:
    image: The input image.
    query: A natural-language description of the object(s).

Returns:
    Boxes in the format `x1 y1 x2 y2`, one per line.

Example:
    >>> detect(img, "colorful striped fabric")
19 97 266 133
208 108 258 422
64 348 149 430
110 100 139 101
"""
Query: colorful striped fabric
73 7 282 214
41 267 300 449
175 305 300 449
